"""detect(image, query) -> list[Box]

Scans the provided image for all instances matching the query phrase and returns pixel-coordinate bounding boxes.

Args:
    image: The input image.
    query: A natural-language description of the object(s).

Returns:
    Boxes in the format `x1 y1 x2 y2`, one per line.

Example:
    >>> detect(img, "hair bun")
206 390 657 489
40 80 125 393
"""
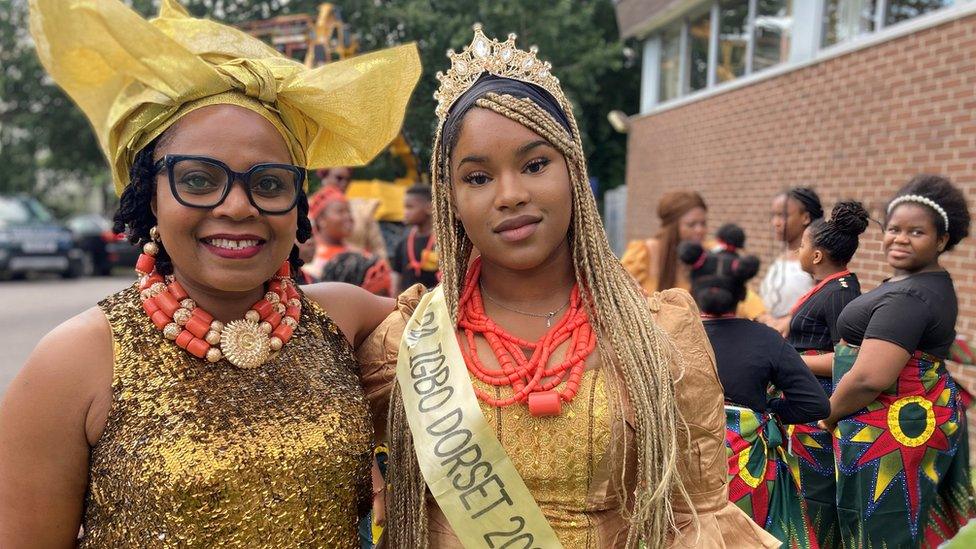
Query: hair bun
691 275 739 316
731 255 760 282
678 241 705 266
716 223 745 249
830 200 869 236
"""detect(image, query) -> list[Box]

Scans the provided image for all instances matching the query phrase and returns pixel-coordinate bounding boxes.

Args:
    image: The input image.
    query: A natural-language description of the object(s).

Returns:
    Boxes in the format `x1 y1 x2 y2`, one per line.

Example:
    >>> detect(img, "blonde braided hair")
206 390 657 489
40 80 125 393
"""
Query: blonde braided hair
385 91 692 548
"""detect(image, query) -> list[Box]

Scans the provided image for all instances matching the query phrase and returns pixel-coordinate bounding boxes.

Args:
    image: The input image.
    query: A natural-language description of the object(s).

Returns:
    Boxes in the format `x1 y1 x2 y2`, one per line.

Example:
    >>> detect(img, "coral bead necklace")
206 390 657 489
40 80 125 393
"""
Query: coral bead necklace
457 258 596 417
135 228 301 369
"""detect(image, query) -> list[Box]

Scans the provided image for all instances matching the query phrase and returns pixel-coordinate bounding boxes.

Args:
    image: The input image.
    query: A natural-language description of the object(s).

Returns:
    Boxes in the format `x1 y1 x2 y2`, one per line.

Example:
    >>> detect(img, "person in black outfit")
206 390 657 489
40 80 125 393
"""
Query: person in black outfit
827 176 970 424
695 261 829 545
823 175 976 546
835 271 958 359
392 184 439 292
786 200 868 547
694 264 829 424
790 201 869 375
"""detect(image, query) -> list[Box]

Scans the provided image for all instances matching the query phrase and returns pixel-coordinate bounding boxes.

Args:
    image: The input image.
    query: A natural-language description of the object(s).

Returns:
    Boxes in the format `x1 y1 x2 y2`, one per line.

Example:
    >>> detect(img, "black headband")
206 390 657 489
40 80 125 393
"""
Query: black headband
440 74 572 164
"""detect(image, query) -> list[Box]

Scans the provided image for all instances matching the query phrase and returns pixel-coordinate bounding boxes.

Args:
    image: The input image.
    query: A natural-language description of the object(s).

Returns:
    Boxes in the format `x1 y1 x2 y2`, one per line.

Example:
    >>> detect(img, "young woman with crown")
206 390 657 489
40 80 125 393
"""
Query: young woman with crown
0 0 420 546
356 26 779 548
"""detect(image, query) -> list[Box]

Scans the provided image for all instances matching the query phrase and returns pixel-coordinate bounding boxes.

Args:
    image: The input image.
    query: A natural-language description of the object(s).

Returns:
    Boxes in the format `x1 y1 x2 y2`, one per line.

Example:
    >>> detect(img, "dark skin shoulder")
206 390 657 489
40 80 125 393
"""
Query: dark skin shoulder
0 307 113 547
300 281 395 348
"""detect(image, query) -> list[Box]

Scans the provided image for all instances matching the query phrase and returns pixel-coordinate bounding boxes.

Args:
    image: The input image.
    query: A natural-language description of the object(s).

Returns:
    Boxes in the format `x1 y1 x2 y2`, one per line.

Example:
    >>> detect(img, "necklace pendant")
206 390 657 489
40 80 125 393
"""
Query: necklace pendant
528 390 562 417
220 319 270 369
546 312 555 328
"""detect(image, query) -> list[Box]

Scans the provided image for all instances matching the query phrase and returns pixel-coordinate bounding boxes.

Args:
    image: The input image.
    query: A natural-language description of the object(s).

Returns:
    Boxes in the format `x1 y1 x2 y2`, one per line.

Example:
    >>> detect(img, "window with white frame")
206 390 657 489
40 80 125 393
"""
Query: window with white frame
717 1 749 83
642 0 962 110
753 0 794 71
689 10 713 91
886 0 955 25
658 23 682 102
822 0 961 47
822 0 877 47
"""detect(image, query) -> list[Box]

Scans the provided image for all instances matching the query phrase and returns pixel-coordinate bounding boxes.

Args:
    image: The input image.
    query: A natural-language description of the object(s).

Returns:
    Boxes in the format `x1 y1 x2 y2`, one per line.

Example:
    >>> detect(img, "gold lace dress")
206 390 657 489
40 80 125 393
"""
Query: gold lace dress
82 285 373 548
358 287 779 548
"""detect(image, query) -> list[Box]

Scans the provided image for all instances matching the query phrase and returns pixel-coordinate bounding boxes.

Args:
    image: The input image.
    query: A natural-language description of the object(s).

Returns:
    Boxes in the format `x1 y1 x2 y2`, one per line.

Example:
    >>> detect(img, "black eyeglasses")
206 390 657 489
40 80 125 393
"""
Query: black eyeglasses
153 154 305 215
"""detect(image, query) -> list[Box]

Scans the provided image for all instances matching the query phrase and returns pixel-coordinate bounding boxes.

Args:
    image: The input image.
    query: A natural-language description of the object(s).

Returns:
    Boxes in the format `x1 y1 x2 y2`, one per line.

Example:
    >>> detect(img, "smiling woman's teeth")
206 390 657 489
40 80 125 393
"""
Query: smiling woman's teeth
205 238 260 250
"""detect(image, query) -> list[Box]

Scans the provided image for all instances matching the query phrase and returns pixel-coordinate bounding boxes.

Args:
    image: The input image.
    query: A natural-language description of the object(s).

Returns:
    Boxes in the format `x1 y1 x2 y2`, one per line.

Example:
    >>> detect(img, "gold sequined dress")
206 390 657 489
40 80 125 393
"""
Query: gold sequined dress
83 285 372 548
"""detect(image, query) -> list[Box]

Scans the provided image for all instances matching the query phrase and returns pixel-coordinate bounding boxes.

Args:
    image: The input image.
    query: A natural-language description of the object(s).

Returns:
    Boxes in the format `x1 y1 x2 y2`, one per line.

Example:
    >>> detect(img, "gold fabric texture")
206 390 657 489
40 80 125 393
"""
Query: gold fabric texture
620 239 659 293
85 285 372 548
29 0 421 194
475 369 611 549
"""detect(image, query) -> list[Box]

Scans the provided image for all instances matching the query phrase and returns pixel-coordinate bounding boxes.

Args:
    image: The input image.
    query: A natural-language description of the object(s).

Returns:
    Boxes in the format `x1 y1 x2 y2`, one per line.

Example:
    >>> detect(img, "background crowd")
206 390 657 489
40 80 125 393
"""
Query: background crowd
623 179 974 548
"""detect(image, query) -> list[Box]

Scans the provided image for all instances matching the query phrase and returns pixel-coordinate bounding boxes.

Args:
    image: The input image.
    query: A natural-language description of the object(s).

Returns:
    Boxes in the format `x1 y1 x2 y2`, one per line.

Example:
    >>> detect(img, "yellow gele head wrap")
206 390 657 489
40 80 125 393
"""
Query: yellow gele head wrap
29 0 422 195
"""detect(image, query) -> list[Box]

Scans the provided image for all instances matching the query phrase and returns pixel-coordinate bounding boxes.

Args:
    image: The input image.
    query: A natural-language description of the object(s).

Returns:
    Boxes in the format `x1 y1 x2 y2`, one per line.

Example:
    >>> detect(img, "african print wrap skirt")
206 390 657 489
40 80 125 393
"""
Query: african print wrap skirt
785 351 839 548
726 405 819 548
833 343 976 548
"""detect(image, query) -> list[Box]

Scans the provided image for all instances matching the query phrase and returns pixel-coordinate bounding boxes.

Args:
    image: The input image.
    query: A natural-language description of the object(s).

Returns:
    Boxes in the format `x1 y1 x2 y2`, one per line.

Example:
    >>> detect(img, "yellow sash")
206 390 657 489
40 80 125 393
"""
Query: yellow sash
396 286 564 548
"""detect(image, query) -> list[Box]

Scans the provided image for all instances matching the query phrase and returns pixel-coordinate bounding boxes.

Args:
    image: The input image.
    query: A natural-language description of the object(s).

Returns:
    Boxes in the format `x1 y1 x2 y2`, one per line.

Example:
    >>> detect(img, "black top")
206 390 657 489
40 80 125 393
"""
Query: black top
392 231 439 292
704 318 830 424
788 273 861 352
836 270 957 359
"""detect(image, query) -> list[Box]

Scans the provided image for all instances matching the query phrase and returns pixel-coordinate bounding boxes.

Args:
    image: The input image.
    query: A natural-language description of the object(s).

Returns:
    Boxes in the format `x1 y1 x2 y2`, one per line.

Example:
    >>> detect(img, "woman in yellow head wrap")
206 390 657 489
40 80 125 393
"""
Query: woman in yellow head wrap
0 0 419 546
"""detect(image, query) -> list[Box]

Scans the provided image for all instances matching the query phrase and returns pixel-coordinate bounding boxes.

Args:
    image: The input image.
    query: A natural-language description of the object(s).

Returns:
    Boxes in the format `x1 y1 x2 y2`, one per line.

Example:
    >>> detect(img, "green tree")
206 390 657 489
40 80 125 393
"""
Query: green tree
334 0 638 192
0 0 107 202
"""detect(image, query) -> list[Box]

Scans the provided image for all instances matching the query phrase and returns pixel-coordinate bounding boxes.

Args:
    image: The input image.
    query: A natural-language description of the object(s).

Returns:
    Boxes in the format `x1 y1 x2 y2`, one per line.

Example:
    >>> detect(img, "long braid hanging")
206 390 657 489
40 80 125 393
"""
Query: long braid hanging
385 92 692 548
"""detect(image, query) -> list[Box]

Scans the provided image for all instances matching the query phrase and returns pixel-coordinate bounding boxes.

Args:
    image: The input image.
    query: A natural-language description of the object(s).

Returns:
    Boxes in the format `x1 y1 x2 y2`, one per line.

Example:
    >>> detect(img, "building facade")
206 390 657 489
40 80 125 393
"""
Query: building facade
615 0 976 451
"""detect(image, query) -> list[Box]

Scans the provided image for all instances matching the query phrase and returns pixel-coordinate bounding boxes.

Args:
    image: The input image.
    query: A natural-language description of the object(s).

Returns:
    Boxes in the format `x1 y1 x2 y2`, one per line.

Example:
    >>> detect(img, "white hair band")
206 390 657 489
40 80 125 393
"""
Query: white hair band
887 194 949 232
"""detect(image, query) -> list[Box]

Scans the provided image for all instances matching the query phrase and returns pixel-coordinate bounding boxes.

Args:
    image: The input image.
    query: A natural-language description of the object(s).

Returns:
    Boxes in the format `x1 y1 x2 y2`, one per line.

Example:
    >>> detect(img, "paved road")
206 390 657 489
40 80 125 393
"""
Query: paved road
0 275 133 397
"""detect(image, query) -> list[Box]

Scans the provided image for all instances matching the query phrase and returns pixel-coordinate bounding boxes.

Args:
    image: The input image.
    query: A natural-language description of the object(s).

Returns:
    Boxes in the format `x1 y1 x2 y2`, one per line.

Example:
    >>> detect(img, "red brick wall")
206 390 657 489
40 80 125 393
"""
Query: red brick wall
625 15 976 452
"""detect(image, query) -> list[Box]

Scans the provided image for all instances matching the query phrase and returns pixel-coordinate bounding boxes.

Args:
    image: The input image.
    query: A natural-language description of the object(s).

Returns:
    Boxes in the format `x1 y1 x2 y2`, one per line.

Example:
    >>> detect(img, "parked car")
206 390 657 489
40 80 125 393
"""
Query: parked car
0 195 85 279
66 214 139 276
